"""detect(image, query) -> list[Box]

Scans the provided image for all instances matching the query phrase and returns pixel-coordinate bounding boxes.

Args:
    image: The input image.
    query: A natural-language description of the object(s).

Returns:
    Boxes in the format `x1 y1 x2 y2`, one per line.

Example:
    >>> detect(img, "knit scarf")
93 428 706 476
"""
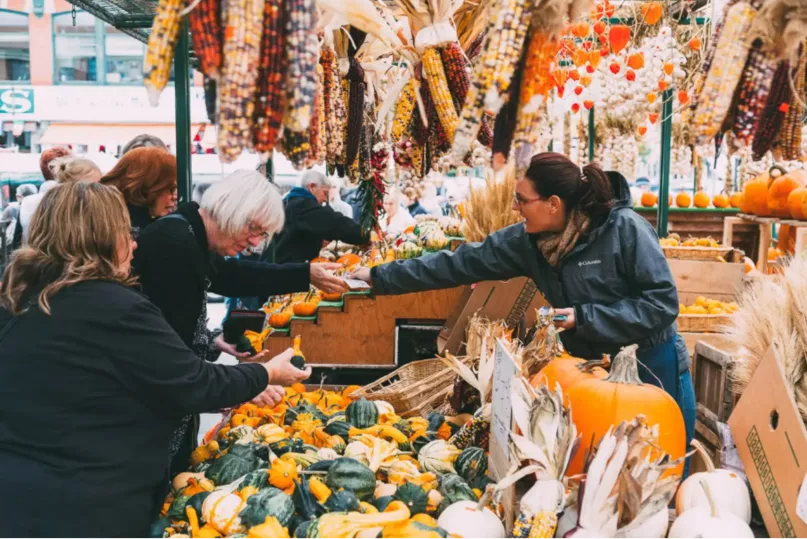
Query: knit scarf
536 209 591 268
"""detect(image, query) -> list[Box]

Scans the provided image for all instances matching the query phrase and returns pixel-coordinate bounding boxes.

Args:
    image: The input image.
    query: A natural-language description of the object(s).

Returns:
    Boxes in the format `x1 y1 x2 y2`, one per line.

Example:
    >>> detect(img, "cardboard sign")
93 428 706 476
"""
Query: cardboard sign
728 345 807 538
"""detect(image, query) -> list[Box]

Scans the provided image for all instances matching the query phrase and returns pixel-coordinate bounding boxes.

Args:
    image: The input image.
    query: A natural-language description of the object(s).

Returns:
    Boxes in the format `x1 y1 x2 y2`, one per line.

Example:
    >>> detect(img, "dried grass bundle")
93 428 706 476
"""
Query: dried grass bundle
749 0 807 63
465 313 512 360
728 254 807 422
455 0 492 51
461 165 523 242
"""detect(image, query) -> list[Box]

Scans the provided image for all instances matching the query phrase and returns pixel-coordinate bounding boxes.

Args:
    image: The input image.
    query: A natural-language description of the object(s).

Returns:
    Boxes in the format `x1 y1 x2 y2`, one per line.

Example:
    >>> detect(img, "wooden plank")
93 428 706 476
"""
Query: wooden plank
679 332 735 358
669 259 745 298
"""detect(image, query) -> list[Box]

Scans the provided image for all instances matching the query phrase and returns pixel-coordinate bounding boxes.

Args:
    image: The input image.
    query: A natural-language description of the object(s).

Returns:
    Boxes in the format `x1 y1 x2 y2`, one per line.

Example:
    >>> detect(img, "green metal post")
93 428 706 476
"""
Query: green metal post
174 20 192 203
657 88 674 238
588 106 595 162
265 153 274 182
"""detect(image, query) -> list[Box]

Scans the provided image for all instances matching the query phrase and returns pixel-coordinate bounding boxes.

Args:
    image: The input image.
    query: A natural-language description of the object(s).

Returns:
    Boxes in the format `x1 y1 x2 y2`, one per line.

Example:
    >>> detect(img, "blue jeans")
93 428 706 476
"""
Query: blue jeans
636 334 696 477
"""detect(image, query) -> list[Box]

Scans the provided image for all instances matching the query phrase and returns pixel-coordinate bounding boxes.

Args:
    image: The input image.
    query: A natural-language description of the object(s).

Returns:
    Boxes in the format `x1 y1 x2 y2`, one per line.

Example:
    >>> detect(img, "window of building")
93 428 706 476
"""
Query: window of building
104 24 144 84
0 10 30 82
53 11 98 83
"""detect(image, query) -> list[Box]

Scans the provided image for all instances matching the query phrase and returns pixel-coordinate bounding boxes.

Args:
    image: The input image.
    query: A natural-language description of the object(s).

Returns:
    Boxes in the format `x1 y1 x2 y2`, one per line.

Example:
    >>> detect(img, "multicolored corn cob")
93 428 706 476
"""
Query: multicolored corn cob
143 0 183 106
448 411 490 449
529 512 558 538
217 0 264 162
690 0 741 111
282 129 311 170
392 79 417 142
187 0 221 79
730 42 778 146
282 0 319 132
440 42 493 148
778 46 806 160
513 513 534 538
346 57 366 167
423 47 459 142
752 60 792 160
320 46 346 165
252 0 287 154
311 64 327 165
693 2 756 144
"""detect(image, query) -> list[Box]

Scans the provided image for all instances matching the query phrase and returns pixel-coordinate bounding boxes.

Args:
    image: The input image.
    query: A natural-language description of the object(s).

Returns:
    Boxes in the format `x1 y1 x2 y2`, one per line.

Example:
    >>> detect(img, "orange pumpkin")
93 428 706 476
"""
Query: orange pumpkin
668 195 673 207
640 1 663 24
693 191 710 208
712 193 730 208
676 192 692 208
640 192 657 207
767 170 806 218
730 192 743 208
743 165 787 216
564 345 686 477
311 257 329 264
787 187 807 219
529 355 608 393
321 291 344 302
337 253 362 267
768 247 783 261
268 458 298 494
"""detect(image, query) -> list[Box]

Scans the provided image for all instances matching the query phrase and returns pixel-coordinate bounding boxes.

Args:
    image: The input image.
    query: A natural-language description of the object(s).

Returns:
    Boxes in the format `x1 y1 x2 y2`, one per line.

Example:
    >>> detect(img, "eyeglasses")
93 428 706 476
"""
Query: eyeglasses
247 223 270 240
513 192 542 208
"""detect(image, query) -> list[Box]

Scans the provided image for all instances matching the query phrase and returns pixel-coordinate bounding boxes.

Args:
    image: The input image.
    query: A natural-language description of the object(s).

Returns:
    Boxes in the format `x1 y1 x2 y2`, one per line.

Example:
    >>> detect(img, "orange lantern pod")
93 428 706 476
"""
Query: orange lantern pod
592 0 615 19
688 37 702 51
626 69 636 81
553 68 570 88
598 33 609 45
574 85 584 95
560 39 575 55
663 62 674 75
571 103 581 113
627 52 645 70
608 25 631 54
573 49 589 67
583 100 594 110
658 80 669 91
585 64 595 74
648 112 659 124
609 61 620 74
580 74 593 87
637 125 648 136
677 90 689 104
593 21 606 35
581 41 593 51
647 92 657 104
557 85 566 98
570 21 591 38
588 49 602 69
569 69 580 81
640 1 663 25
600 45 610 57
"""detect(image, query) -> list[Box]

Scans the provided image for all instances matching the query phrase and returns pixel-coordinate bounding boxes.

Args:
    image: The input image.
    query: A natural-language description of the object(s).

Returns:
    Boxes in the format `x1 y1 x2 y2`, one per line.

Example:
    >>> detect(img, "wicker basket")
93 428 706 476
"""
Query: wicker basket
662 246 734 261
351 357 470 416
677 314 733 333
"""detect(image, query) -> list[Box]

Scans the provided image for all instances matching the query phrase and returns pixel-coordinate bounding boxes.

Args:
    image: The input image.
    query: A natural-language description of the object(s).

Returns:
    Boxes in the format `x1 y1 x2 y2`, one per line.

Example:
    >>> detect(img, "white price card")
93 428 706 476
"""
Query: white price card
343 278 371 290
797 473 807 525
490 338 518 465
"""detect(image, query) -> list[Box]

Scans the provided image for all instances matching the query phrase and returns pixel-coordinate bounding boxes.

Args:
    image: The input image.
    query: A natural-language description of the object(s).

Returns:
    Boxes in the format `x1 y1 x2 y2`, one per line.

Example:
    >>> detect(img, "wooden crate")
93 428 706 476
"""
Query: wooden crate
723 214 807 274
669 259 746 303
693 339 742 423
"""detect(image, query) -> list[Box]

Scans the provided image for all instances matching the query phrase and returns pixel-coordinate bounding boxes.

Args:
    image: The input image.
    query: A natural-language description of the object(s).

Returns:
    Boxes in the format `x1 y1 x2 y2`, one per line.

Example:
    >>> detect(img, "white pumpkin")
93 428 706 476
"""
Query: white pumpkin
669 480 754 538
437 501 505 538
201 490 246 535
616 508 669 538
675 440 751 523
375 481 397 499
374 400 395 416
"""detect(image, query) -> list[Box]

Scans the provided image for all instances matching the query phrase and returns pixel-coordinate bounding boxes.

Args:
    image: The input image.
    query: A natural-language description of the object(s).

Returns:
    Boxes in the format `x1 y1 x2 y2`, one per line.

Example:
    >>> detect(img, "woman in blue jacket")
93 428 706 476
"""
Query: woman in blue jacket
352 152 695 451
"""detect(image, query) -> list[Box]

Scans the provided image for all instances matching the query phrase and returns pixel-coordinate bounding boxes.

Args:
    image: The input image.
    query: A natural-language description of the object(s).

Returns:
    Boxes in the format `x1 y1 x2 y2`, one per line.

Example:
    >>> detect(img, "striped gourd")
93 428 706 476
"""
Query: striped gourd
282 0 319 132
777 46 807 160
392 79 417 142
143 0 183 106
693 2 757 143
730 42 778 146
423 47 459 142
252 0 287 155
187 0 221 79
451 0 532 162
320 46 346 165
217 0 263 162
752 60 792 160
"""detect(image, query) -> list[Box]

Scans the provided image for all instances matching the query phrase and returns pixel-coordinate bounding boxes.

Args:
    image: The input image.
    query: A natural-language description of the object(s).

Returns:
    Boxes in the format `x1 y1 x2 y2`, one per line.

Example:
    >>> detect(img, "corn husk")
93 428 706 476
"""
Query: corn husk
461 166 522 243
749 0 807 63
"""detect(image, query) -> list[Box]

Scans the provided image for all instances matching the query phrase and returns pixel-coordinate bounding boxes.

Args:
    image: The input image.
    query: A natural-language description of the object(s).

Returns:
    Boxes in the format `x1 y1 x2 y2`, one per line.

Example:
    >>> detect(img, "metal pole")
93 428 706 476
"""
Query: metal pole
587 106 595 162
174 20 192 203
657 88 674 238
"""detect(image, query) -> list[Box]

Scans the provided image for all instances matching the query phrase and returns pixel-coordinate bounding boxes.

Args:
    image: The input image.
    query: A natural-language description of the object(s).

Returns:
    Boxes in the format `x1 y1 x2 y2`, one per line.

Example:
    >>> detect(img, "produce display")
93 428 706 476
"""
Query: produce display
679 297 739 316
659 234 721 248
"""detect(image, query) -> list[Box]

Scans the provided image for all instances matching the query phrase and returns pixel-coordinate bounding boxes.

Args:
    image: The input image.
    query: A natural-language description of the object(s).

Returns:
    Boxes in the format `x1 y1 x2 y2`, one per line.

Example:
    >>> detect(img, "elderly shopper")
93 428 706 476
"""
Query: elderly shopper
120 133 168 155
0 182 311 537
101 146 178 231
271 170 369 264
133 169 345 475
2 183 36 247
380 192 416 237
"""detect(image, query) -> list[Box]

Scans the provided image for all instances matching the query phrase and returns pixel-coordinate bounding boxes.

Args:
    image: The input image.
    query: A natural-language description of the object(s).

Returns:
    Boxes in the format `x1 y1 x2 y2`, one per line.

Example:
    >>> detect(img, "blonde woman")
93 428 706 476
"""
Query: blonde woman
0 182 308 537
49 156 102 184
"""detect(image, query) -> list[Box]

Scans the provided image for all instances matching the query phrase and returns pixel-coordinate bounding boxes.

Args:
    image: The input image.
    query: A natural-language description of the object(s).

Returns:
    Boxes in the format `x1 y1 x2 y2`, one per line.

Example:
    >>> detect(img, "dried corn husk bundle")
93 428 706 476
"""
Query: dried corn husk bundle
461 165 522 243
464 313 512 363
522 308 567 376
728 255 807 422
749 0 807 63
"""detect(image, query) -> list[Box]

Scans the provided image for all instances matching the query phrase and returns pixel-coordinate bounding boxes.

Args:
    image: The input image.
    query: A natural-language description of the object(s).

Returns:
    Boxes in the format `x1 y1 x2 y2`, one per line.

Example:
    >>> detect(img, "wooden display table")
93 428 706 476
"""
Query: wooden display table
723 213 807 274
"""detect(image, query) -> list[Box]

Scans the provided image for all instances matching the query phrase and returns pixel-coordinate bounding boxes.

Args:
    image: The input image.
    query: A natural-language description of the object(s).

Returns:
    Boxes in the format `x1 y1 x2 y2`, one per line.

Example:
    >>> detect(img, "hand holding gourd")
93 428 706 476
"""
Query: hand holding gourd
263 347 312 386
311 262 350 294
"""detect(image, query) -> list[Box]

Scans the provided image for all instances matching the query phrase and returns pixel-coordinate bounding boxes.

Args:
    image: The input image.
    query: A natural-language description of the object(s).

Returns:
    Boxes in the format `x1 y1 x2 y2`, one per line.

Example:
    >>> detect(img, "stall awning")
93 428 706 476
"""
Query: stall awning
39 123 206 148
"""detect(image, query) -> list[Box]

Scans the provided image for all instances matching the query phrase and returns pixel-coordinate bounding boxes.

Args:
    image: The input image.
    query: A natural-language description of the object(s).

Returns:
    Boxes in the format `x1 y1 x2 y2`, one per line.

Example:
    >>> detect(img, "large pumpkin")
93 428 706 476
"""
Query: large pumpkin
767 169 806 218
529 354 608 393
743 165 787 216
563 345 686 477
788 187 807 220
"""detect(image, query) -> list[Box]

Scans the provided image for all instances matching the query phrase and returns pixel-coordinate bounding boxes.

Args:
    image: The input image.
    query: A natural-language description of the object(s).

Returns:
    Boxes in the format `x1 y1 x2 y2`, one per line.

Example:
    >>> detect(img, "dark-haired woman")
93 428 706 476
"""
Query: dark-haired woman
351 152 695 452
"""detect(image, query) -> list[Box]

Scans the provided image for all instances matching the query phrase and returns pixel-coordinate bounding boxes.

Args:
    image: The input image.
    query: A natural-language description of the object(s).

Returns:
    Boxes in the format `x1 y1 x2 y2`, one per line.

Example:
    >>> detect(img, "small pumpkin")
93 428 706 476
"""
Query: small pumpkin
744 165 787 216
712 192 730 209
693 190 710 208
268 310 293 329
437 500 505 538
347 398 380 429
337 253 362 267
788 187 807 219
393 481 430 515
676 192 692 208
640 192 657 207
669 481 753 538
269 458 299 494
186 506 222 538
293 290 319 317
325 457 378 501
730 192 742 208
238 487 295 528
768 169 806 218
418 440 460 474
202 490 247 535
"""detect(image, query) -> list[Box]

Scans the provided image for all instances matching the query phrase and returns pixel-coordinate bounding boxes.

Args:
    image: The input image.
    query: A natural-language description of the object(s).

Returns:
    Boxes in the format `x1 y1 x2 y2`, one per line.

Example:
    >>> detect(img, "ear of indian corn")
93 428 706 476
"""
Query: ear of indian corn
143 0 183 106
440 42 494 148
283 129 311 170
690 0 741 111
346 58 366 167
187 0 222 80
513 512 534 538
391 79 417 142
282 0 319 132
217 0 264 162
752 60 792 160
777 44 807 160
448 412 489 449
692 2 757 144
423 47 459 142
729 41 778 146
253 0 287 155
309 64 327 166
528 512 558 538
320 46 346 166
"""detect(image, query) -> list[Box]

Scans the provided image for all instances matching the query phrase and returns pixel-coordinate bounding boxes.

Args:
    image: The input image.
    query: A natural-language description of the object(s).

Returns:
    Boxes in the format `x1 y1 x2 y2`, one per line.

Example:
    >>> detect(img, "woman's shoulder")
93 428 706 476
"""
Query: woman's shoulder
56 281 153 316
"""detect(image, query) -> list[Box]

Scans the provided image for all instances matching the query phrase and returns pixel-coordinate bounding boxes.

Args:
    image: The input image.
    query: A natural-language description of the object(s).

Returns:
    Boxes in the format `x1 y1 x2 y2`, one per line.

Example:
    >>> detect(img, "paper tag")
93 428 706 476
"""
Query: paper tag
797 473 807 525
343 278 371 290
490 339 518 462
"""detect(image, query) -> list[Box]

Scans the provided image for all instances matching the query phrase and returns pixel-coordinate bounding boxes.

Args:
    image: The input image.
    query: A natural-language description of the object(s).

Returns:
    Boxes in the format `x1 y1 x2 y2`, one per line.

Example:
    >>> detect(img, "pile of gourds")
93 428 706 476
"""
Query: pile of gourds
152 385 499 538
739 165 807 220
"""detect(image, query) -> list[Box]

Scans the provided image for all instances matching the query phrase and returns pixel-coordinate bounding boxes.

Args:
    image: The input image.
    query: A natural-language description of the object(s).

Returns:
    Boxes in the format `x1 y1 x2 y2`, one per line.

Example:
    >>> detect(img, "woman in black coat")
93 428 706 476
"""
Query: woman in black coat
0 182 310 537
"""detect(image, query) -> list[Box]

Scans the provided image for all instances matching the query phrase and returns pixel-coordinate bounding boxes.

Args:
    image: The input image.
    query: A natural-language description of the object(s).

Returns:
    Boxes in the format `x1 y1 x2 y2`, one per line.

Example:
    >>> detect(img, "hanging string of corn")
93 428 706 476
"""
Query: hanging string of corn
312 64 328 166
320 45 346 167
187 0 221 80
252 0 287 155
282 0 319 132
729 42 779 147
143 0 183 106
217 0 264 163
777 44 807 160
391 79 417 141
345 57 367 167
440 42 493 148
752 60 792 160
689 0 739 112
282 129 311 170
422 47 459 142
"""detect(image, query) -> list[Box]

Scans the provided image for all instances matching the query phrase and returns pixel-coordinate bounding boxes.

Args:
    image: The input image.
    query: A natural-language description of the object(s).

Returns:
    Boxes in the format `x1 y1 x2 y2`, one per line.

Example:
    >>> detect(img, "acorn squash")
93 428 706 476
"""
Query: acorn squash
324 489 361 512
239 469 270 491
293 519 313 538
149 516 172 538
323 420 352 438
455 447 487 483
393 482 429 515
325 457 377 501
206 444 265 486
238 487 295 528
292 476 328 521
346 398 379 429
374 496 395 512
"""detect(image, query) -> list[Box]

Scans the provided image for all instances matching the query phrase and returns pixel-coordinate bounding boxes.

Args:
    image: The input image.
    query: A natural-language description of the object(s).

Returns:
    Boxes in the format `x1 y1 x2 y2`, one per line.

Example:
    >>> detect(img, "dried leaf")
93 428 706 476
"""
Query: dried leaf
617 468 641 529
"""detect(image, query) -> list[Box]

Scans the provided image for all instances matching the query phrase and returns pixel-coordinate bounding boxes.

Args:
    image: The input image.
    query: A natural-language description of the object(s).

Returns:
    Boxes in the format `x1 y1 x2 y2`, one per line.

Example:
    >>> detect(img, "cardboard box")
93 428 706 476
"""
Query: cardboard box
728 347 807 538
437 277 548 355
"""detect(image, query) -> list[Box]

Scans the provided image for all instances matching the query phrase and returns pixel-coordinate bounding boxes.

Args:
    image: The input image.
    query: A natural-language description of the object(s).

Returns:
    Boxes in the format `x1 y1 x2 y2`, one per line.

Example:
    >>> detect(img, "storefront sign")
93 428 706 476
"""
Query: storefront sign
0 87 35 116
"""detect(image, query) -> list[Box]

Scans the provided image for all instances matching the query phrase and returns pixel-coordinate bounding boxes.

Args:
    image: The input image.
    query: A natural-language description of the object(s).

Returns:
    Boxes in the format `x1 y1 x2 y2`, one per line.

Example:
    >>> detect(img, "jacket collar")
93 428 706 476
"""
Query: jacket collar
286 187 318 201
128 203 154 231
176 202 210 259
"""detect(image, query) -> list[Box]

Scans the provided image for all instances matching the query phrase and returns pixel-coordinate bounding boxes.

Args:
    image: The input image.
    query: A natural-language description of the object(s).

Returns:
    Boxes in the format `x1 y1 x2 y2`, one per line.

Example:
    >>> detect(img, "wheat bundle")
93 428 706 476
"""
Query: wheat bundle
461 166 522 242
727 254 807 422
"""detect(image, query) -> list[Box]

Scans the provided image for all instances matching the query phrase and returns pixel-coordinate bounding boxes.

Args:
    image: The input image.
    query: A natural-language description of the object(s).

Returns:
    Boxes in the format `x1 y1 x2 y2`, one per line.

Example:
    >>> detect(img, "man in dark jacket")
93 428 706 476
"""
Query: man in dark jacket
271 170 369 264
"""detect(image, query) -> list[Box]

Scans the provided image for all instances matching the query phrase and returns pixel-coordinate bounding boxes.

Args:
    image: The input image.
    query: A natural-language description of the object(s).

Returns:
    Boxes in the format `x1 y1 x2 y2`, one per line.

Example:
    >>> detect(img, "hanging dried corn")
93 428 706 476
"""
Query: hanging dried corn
777 45 807 160
187 0 221 80
451 0 532 163
391 79 417 141
282 0 318 132
143 0 183 106
320 45 346 166
422 47 459 142
309 64 327 166
730 42 779 147
346 57 367 167
217 0 263 162
690 0 742 111
752 60 792 160
252 0 287 155
692 2 757 144
282 130 311 170
203 76 217 123
440 42 493 149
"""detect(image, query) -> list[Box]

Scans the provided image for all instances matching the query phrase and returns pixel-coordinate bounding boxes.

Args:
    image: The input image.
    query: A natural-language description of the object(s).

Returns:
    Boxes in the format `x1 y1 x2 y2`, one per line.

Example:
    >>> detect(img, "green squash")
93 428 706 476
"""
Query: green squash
294 519 313 538
239 469 270 490
427 412 446 433
326 412 347 425
187 492 211 524
325 457 377 501
346 398 379 429
238 486 295 528
149 516 172 538
373 495 395 512
286 403 328 425
293 476 327 520
323 420 352 438
393 481 429 515
393 419 413 436
270 437 305 456
166 491 193 520
437 474 478 515
412 432 436 454
205 444 264 485
324 489 360 512
306 460 335 473
236 335 257 355
455 447 488 483
470 474 495 491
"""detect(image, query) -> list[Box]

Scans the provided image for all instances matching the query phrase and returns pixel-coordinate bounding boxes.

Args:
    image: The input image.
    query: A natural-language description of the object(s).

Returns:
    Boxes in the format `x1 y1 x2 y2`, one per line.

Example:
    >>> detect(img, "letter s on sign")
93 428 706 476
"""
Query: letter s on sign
0 89 34 115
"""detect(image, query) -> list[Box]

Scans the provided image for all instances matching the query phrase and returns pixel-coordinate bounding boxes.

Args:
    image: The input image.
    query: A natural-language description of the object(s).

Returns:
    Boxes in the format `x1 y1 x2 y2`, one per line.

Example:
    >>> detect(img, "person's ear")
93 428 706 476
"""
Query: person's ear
549 195 563 213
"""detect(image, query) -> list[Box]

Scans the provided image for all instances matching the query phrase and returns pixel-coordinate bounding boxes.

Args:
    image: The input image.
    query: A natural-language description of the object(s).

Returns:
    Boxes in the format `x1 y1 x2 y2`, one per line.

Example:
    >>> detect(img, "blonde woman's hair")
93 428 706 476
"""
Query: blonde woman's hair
201 170 285 240
0 182 134 315
49 157 102 184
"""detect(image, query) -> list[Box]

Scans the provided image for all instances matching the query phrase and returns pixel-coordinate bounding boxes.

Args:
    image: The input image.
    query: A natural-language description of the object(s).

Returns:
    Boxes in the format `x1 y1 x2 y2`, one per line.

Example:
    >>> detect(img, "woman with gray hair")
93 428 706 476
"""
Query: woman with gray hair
120 133 168 156
132 169 345 476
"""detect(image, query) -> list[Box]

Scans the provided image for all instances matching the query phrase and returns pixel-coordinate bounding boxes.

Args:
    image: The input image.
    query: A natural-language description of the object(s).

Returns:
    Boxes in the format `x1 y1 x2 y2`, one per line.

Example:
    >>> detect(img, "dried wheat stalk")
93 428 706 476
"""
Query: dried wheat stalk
461 165 522 242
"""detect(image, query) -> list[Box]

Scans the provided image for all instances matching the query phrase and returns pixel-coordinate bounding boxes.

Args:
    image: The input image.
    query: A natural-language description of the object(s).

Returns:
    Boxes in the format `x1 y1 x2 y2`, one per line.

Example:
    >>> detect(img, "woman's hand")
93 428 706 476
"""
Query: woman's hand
348 267 372 285
214 334 253 360
251 385 285 407
263 348 312 386
553 308 576 330
311 262 349 294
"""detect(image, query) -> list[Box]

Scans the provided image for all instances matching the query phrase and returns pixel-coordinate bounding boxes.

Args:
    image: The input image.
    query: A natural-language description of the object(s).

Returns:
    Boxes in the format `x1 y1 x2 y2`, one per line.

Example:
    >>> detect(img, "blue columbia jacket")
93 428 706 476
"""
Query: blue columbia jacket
370 173 689 374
